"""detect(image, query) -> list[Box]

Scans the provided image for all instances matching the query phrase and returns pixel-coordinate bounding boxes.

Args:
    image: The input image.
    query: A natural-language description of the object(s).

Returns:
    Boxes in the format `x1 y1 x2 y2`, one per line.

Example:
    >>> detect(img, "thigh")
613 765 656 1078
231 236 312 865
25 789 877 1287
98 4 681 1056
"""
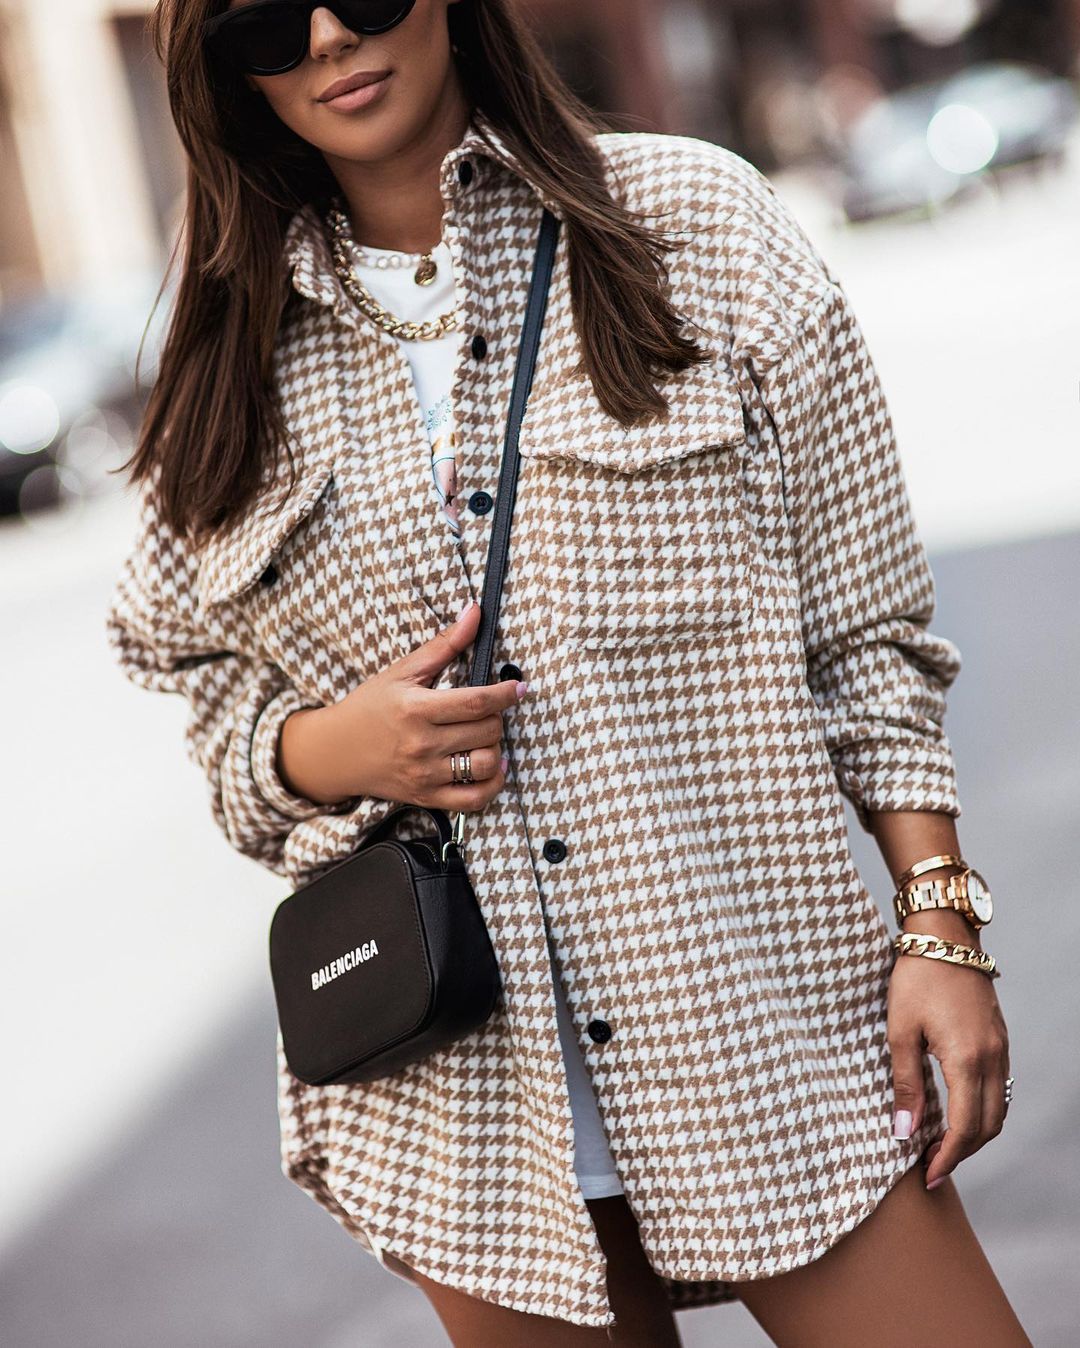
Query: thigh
409 1195 682 1347
731 1159 1030 1348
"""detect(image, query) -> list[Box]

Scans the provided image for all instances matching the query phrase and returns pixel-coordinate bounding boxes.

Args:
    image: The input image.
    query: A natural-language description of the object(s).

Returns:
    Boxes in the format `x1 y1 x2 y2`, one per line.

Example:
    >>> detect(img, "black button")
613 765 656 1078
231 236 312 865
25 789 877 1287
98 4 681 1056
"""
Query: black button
499 662 523 682
457 159 473 186
542 838 567 864
259 563 278 587
587 1019 612 1044
468 489 493 515
470 333 487 360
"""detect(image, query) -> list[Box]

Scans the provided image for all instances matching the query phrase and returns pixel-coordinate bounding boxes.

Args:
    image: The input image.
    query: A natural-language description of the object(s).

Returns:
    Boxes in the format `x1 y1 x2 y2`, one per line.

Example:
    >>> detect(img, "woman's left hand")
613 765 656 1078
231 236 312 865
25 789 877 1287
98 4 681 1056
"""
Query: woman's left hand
886 943 1011 1190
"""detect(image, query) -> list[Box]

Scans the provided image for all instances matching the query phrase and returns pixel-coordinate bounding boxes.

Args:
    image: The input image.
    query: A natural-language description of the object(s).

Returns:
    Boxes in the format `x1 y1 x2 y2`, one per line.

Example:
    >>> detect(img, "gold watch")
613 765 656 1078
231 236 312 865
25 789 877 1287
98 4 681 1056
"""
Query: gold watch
893 854 994 930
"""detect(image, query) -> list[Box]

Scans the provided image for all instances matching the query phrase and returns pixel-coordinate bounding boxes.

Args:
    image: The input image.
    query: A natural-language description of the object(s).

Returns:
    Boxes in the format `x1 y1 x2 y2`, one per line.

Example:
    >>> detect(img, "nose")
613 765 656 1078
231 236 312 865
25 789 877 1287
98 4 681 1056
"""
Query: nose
309 5 360 62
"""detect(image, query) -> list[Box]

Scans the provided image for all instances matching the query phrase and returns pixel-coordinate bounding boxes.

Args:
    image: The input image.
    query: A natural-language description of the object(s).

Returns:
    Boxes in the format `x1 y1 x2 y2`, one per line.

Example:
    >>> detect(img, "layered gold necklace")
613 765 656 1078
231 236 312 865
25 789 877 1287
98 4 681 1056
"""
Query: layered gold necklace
325 195 462 342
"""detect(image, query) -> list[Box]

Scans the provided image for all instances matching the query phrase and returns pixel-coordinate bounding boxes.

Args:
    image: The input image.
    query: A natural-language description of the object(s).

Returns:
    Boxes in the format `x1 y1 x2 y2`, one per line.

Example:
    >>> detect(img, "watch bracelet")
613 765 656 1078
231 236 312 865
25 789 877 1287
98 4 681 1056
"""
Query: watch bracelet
893 887 983 930
893 867 987 930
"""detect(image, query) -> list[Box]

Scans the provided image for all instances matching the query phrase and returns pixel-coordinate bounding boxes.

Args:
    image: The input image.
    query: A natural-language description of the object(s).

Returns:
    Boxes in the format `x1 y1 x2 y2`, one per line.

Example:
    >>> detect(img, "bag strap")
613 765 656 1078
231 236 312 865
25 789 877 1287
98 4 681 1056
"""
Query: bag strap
466 206 560 689
363 801 456 853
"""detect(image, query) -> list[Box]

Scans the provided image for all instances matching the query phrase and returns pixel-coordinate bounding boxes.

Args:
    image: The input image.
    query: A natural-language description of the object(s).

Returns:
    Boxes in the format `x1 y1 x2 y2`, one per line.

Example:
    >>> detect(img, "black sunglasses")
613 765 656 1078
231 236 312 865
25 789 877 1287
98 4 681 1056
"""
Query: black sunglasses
203 0 417 76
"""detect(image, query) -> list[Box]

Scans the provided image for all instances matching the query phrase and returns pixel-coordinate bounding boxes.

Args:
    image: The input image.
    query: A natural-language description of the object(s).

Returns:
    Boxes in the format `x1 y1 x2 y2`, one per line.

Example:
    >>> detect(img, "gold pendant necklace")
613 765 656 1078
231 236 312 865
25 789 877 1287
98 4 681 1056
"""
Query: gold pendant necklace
325 197 461 341
347 238 438 287
413 255 438 286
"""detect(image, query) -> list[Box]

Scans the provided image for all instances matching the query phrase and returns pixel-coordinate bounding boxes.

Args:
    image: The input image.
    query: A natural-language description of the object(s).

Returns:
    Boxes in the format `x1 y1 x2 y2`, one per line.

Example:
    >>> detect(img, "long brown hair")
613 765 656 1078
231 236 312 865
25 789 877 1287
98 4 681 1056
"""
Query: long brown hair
123 0 715 543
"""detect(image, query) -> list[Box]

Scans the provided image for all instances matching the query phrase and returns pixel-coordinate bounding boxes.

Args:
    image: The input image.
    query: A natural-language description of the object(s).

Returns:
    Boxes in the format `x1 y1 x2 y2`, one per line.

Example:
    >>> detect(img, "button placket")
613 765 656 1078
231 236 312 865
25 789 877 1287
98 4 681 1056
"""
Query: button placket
449 331 500 617
435 184 494 622
453 243 537 629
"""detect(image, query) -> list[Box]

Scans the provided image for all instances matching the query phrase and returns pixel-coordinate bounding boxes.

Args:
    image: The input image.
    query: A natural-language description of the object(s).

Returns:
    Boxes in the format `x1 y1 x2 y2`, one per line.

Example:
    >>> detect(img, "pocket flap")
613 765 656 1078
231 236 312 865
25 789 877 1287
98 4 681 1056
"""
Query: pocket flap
517 348 747 474
196 450 335 608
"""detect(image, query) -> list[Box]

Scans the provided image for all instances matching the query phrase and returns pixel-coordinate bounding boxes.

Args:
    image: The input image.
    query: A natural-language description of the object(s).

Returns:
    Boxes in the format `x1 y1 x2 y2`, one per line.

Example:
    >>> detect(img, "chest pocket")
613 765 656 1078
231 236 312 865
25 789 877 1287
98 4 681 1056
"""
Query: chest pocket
195 450 337 613
191 441 443 692
516 353 759 652
191 443 367 687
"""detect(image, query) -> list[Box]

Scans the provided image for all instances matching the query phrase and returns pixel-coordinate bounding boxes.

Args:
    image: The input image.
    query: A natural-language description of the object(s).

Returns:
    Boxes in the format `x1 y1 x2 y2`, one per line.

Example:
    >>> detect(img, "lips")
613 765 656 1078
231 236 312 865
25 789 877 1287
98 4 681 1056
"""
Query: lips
317 69 392 103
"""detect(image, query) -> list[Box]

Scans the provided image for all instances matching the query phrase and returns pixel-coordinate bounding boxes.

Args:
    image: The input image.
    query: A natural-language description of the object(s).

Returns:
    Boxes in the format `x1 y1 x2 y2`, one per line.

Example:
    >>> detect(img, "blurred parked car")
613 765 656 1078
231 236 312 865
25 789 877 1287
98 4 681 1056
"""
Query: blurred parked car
0 272 174 517
841 60 1080 222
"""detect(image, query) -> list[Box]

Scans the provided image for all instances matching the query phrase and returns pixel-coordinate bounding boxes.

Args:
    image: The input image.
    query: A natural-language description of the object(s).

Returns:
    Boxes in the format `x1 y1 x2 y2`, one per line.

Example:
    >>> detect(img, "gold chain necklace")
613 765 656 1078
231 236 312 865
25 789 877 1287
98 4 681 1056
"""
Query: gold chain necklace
325 196 462 342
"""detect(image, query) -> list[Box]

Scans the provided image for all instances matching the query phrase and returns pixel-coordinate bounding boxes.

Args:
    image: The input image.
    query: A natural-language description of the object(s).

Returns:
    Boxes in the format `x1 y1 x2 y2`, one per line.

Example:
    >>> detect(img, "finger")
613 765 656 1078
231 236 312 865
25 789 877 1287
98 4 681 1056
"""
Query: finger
925 1062 983 1190
888 1033 927 1141
425 713 506 755
428 744 504 786
981 1035 1011 1141
426 760 509 813
401 599 484 681
422 678 529 723
922 1137 944 1174
980 1062 1007 1148
1003 1048 1013 1122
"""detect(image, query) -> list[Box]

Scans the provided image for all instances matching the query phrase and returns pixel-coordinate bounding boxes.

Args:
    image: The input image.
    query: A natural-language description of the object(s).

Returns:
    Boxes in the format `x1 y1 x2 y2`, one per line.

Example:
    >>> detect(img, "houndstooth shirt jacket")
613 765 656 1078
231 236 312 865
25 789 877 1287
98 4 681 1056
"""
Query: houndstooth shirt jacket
105 108 964 1330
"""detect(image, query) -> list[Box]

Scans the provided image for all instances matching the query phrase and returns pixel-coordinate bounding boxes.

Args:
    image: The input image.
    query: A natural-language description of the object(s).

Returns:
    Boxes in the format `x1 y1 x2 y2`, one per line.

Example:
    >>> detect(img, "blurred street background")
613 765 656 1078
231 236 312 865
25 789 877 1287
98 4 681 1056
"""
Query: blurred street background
1 1 1078 1344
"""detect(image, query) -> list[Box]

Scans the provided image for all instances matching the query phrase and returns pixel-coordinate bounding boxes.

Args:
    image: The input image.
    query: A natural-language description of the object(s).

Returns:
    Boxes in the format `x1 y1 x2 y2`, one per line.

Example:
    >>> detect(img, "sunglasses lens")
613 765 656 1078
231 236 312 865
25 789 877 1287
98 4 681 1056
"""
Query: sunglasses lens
224 4 308 74
216 1 415 75
336 0 416 33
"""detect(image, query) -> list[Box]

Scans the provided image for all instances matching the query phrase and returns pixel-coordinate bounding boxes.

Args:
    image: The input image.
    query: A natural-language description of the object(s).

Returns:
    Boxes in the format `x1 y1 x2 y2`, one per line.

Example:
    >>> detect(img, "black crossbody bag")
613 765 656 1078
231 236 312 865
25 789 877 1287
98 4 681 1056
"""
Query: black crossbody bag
268 208 560 1087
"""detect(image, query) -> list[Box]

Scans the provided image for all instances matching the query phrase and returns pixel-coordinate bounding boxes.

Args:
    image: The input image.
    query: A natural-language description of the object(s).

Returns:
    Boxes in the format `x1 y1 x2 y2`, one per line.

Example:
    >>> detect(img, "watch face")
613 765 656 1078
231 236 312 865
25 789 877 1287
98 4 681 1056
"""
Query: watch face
965 868 993 924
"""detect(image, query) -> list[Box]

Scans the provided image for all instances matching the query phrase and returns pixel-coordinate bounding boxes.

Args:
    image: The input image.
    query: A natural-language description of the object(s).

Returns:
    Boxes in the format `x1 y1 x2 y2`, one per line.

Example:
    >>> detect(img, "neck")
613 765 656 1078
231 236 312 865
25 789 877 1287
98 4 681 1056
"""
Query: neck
322 84 472 255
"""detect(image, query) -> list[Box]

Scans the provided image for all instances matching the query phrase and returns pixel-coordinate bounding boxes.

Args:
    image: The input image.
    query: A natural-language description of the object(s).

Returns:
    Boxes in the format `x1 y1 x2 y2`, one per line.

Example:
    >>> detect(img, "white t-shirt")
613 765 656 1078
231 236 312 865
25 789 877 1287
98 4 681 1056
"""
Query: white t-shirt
347 239 463 536
348 238 624 1201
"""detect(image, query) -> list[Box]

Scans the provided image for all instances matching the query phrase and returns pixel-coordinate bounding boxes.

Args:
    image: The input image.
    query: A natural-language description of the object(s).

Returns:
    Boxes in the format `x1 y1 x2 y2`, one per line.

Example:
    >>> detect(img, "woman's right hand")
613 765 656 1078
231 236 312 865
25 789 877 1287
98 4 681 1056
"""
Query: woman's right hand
276 600 529 811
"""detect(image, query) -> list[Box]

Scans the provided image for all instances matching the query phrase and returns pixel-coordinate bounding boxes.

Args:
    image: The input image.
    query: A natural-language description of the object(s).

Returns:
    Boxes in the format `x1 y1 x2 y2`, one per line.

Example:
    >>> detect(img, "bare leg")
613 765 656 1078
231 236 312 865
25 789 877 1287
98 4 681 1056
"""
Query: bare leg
409 1194 682 1346
732 1159 1030 1348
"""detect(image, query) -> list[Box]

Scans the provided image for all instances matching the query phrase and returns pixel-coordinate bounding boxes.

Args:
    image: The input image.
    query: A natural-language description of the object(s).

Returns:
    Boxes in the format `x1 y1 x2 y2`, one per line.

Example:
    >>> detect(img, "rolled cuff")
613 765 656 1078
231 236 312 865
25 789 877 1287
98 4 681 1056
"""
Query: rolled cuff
834 736 963 833
250 687 334 821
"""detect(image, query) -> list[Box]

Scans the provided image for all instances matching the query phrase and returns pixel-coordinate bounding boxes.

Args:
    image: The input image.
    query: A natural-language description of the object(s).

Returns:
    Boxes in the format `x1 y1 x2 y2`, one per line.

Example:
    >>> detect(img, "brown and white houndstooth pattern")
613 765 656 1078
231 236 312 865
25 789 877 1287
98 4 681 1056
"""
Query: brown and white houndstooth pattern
105 107 962 1330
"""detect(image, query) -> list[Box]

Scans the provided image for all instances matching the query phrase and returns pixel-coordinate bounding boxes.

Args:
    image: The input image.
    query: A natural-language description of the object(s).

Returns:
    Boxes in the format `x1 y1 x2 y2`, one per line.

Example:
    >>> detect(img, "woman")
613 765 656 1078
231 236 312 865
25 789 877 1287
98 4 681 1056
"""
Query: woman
105 1 1029 1343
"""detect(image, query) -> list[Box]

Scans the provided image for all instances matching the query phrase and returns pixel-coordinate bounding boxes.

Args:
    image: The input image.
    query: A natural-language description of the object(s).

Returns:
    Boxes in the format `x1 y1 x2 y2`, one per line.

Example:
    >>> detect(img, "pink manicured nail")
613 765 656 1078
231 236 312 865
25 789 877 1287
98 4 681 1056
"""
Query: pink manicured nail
500 754 509 774
926 1176 946 1191
457 599 477 620
893 1109 913 1140
515 681 529 699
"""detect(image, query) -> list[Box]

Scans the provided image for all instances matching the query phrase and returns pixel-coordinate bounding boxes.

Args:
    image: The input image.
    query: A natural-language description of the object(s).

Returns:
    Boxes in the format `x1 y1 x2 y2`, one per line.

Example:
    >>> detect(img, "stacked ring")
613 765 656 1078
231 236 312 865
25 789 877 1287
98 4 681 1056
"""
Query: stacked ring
450 750 474 784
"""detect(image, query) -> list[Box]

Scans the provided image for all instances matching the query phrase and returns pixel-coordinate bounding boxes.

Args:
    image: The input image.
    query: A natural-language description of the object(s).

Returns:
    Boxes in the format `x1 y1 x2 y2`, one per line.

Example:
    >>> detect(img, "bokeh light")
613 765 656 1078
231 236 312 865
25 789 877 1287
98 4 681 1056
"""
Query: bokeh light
928 103 1000 173
0 381 61 456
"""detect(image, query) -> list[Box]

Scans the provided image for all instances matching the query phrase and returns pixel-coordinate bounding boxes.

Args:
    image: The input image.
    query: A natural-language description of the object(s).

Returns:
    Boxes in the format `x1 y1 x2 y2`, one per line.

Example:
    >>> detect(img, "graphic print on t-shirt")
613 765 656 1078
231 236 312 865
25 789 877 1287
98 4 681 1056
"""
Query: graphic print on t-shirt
425 389 461 536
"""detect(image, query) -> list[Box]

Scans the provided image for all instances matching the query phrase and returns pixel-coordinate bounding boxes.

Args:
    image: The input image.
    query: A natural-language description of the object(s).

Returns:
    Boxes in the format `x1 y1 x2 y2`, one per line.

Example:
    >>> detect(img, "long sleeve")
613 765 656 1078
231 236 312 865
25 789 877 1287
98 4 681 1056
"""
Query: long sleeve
104 477 359 876
757 279 964 833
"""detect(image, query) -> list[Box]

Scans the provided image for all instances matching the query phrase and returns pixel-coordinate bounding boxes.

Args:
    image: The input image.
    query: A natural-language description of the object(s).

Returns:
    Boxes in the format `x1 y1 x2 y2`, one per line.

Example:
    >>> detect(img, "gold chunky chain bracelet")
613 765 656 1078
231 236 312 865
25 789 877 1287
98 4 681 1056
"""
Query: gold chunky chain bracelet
893 932 1000 980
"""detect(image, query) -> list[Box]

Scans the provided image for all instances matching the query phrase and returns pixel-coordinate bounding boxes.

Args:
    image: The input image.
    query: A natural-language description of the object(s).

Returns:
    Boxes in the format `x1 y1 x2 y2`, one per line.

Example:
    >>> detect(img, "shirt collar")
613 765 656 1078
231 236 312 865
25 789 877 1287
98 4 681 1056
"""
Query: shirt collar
282 106 565 313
